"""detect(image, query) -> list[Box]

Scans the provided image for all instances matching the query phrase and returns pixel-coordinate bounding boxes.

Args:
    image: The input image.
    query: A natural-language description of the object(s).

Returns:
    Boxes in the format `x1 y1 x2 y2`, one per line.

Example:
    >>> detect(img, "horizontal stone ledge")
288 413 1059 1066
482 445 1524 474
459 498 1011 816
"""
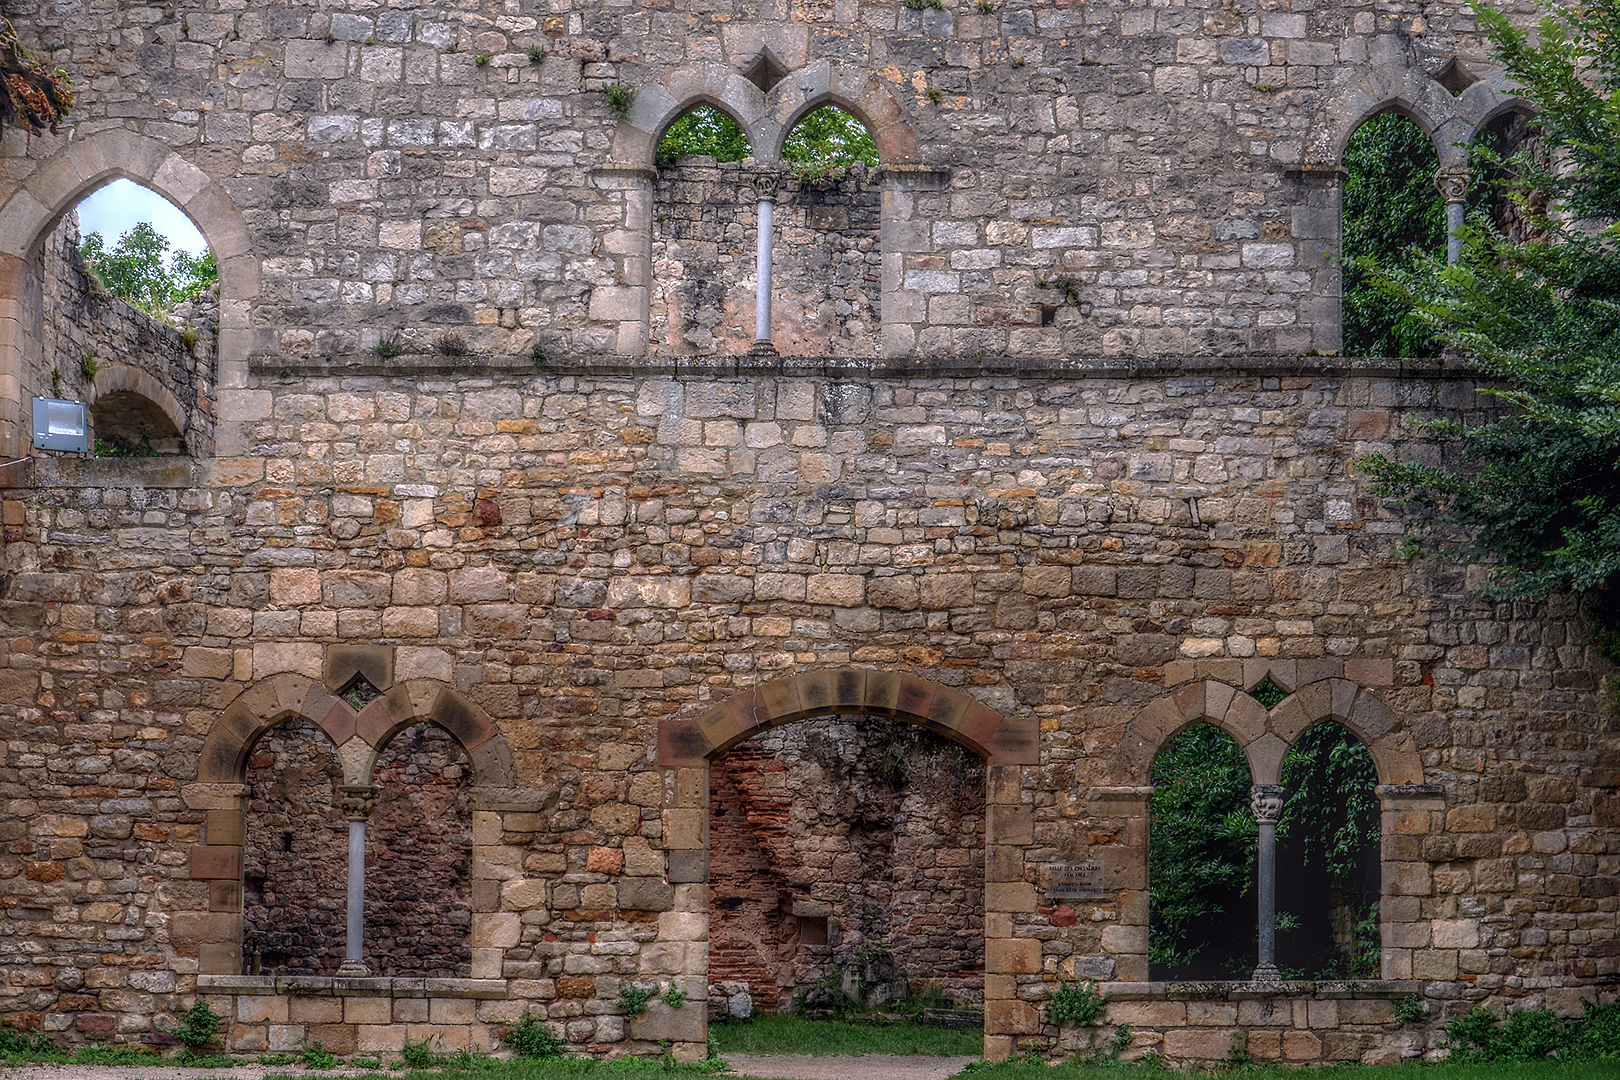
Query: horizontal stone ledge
198 975 510 999
32 455 203 490
1098 980 1422 1001
248 352 1484 383
1377 783 1448 808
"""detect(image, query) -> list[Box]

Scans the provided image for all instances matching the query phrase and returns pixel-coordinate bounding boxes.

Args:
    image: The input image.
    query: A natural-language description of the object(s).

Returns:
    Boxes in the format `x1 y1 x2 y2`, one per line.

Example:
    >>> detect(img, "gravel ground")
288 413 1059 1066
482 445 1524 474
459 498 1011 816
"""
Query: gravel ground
0 1055 980 1080
724 1055 978 1079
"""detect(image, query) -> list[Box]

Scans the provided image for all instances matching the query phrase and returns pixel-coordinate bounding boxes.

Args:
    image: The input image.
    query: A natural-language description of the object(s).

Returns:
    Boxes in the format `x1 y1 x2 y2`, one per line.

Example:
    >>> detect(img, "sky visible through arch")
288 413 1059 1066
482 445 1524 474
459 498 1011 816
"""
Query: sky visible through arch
77 179 208 255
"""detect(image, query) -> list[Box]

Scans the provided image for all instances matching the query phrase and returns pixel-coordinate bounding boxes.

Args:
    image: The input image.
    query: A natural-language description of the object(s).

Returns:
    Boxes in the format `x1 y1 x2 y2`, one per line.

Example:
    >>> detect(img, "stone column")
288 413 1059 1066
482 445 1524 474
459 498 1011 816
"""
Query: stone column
1251 784 1284 981
1434 169 1470 265
750 167 781 355
337 785 376 977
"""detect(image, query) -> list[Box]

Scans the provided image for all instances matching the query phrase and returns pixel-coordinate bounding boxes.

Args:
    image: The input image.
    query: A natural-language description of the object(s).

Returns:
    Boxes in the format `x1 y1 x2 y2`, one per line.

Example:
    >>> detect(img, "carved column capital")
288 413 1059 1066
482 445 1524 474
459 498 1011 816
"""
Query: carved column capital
1250 784 1285 824
749 166 782 202
340 786 377 822
1433 168 1470 205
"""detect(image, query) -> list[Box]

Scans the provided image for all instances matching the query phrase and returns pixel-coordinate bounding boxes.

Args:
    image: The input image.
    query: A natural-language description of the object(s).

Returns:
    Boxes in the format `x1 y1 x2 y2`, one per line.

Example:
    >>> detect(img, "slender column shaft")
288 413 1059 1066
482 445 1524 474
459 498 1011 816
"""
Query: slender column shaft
1446 201 1466 264
755 195 775 343
1434 169 1469 265
1251 784 1284 981
346 820 366 964
337 786 375 977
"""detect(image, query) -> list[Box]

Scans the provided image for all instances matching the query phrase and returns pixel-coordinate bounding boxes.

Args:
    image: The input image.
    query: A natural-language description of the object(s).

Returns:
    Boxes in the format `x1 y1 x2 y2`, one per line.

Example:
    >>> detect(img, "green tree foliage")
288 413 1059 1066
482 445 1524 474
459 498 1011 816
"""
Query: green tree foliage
783 106 878 167
1342 112 1445 357
1358 1 1620 610
1277 724 1379 883
1275 723 1381 978
656 105 753 164
80 222 217 315
1148 724 1255 978
655 104 879 169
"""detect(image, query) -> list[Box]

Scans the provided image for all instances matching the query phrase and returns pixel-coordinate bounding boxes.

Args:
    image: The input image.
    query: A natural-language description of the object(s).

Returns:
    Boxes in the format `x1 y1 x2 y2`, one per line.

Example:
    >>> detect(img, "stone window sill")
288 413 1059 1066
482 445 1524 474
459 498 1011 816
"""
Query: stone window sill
1101 980 1423 1000
197 974 508 999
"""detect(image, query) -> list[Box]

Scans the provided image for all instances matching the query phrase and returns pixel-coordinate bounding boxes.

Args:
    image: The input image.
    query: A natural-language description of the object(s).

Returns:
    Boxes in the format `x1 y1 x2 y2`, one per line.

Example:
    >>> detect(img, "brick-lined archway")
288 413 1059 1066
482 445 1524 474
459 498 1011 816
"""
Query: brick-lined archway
653 669 1037 1061
1095 678 1433 985
183 669 514 976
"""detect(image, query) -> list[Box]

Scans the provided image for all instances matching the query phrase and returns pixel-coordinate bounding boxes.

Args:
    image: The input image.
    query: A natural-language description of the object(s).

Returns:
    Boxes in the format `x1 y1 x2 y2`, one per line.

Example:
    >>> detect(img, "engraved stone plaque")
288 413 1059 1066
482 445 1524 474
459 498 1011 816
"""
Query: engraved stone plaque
1045 859 1105 900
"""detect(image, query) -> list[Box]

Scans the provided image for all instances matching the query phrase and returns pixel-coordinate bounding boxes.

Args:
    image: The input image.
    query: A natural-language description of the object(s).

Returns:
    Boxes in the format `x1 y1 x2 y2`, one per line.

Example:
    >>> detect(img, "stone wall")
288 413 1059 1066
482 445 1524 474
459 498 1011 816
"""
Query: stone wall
650 159 881 360
709 717 984 1010
241 720 472 979
40 214 217 457
0 368 1614 1063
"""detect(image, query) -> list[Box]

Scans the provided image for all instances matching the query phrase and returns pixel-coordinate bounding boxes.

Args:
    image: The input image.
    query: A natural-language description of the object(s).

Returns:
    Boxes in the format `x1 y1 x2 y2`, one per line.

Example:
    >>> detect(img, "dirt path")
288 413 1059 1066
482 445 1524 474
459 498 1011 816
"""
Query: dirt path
725 1054 978 1079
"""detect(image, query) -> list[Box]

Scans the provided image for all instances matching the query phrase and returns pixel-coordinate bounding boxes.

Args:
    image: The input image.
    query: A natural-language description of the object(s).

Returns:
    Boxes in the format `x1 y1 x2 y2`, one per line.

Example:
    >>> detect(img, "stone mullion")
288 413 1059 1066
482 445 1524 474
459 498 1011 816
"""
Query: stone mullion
749 167 780 354
336 785 376 978
1250 784 1284 981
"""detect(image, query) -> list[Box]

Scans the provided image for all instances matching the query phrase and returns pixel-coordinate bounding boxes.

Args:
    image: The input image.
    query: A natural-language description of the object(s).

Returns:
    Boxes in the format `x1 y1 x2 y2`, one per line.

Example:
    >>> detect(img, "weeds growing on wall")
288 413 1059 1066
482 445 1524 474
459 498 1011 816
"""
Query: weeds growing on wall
505 1012 565 1059
1445 1001 1620 1061
1044 978 1108 1027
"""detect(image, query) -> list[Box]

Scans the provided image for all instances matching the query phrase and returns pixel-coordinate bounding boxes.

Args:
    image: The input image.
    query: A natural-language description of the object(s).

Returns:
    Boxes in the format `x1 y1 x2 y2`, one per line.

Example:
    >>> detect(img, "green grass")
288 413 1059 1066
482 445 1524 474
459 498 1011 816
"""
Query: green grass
270 1058 728 1079
711 1014 981 1056
960 1060 1612 1079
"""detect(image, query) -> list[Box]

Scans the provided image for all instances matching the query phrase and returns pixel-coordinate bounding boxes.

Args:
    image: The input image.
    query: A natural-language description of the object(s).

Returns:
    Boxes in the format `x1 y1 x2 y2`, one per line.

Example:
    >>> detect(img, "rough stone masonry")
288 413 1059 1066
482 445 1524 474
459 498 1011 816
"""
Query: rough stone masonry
0 0 1614 1067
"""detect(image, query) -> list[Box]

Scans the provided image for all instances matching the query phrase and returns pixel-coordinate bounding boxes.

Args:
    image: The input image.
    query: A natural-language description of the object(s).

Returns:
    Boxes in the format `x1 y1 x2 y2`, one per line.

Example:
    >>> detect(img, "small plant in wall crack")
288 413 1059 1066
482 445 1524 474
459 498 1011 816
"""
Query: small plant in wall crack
661 985 689 1009
1044 976 1107 1027
605 82 636 117
925 86 945 104
504 1010 565 1059
528 45 545 64
616 984 655 1018
474 51 493 67
78 351 98 381
162 1000 223 1060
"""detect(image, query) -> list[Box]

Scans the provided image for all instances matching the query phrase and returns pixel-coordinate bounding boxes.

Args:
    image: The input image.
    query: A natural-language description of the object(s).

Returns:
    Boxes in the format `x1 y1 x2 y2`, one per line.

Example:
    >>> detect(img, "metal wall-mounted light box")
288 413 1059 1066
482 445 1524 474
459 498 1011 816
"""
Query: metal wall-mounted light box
31 396 89 453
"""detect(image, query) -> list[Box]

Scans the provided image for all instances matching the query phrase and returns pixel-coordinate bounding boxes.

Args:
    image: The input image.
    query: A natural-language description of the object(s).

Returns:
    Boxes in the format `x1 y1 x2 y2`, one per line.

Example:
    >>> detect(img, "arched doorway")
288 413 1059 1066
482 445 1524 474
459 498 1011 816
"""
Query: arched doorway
657 669 1039 1061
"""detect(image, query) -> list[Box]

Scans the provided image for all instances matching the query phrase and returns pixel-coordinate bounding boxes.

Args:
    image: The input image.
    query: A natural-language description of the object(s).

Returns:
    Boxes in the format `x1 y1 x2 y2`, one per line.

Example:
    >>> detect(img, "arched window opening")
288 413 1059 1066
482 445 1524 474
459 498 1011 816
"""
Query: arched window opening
1469 110 1544 244
709 716 985 1024
1274 723 1381 979
1341 112 1444 357
242 719 348 975
89 391 182 456
765 105 881 358
366 723 475 978
650 104 760 359
76 180 216 317
39 179 217 456
656 105 753 166
782 106 880 171
1148 723 1255 981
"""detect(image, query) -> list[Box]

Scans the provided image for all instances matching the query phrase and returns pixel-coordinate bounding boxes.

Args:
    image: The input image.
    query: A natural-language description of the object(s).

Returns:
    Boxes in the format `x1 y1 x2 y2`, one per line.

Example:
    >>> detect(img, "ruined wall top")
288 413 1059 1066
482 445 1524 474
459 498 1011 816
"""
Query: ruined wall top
0 1 1540 456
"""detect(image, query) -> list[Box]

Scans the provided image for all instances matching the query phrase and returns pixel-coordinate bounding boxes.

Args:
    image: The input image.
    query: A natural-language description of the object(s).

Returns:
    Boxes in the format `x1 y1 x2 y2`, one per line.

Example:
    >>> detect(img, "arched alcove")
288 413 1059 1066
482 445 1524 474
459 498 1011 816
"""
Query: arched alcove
366 722 475 978
1148 723 1256 980
709 714 984 1013
1341 111 1445 358
241 717 348 975
1275 722 1381 979
650 102 761 359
